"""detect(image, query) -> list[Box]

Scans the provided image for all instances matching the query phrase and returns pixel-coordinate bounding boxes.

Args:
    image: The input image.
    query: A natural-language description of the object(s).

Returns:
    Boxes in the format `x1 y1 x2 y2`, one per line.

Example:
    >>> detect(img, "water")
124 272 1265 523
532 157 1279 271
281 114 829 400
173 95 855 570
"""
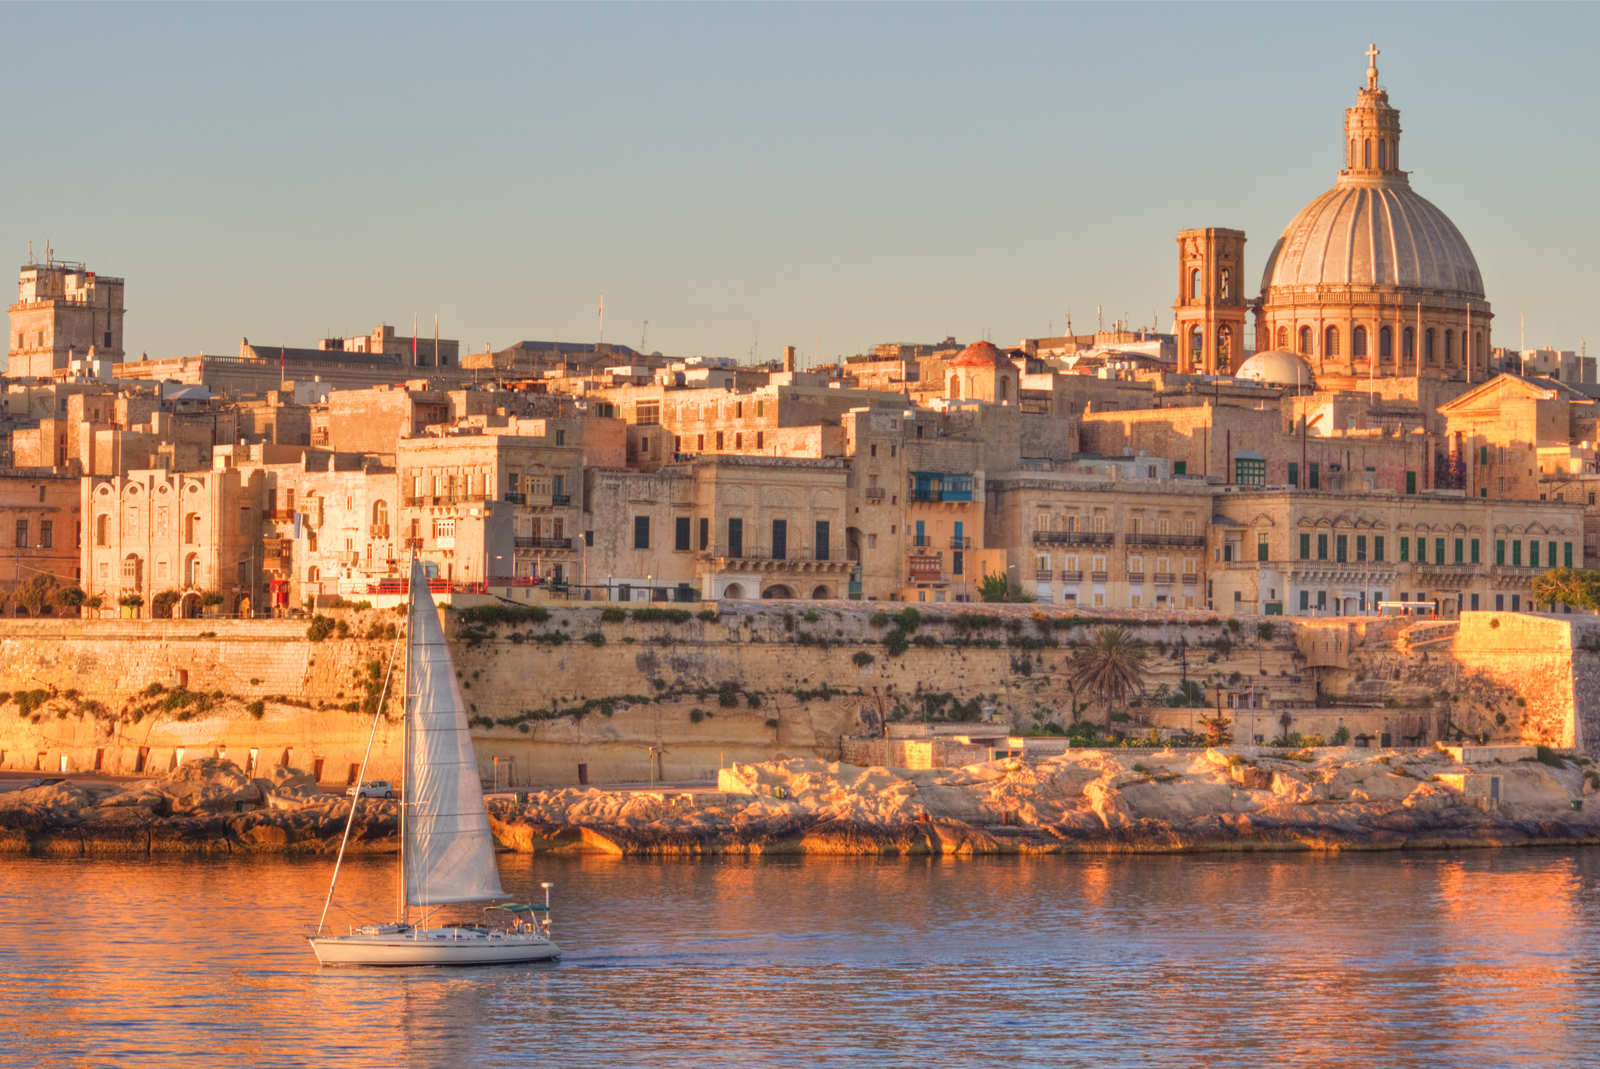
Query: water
3 849 1599 1067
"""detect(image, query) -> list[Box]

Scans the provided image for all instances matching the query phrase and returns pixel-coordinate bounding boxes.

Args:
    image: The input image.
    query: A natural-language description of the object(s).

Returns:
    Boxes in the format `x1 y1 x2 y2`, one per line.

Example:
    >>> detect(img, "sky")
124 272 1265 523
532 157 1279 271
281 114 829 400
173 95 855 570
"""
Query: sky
5 2 1598 366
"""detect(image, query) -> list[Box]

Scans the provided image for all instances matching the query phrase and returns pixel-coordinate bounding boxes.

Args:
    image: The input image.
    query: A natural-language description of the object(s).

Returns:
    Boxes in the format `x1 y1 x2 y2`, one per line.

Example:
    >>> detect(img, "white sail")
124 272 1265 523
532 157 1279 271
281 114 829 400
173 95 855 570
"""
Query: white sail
404 560 505 907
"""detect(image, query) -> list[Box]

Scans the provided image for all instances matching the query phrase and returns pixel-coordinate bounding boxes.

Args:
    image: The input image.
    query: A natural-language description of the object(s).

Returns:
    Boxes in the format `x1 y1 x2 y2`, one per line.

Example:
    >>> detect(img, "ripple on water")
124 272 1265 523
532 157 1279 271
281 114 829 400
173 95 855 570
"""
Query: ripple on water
3 850 1600 1067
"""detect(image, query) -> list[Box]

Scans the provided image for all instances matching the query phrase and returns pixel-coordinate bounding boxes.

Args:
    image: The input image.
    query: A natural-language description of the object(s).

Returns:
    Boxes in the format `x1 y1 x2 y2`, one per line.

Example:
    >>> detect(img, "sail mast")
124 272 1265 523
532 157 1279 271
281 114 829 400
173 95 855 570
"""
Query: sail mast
398 564 414 927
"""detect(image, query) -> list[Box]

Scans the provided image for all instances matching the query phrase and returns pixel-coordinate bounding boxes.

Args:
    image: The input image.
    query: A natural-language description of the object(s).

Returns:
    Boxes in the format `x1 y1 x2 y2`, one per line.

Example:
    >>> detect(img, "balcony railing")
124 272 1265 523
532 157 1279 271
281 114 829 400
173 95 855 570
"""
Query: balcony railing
515 537 573 549
1182 573 1198 585
403 538 424 550
1091 571 1109 582
1059 570 1083 582
912 535 932 548
550 494 572 506
266 509 295 521
1032 531 1114 546
1125 533 1206 547
909 488 974 503
369 524 390 539
951 537 970 549
1152 572 1176 584
1126 572 1145 583
864 488 886 500
1035 569 1052 581
502 492 525 505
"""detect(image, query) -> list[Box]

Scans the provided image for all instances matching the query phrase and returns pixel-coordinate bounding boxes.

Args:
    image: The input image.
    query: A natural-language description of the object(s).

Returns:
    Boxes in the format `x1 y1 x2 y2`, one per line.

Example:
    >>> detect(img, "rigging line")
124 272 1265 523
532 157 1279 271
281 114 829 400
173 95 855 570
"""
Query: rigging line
316 621 407 934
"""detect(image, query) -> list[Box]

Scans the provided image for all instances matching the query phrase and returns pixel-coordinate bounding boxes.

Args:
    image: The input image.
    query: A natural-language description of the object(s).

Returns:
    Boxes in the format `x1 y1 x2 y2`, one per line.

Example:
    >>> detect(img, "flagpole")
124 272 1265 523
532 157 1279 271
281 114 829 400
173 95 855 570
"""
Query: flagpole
599 295 604 345
434 313 439 368
412 311 418 367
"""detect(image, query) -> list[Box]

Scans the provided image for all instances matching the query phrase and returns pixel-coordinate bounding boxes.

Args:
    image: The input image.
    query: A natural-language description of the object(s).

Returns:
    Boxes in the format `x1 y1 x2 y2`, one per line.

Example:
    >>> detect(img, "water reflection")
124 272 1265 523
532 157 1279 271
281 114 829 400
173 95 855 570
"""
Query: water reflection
4 850 1600 1067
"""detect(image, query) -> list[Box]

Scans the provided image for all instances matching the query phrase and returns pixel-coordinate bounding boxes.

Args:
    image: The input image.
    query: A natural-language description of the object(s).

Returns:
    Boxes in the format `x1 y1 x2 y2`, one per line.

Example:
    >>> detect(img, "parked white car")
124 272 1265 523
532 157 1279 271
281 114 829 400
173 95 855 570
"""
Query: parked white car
346 780 395 799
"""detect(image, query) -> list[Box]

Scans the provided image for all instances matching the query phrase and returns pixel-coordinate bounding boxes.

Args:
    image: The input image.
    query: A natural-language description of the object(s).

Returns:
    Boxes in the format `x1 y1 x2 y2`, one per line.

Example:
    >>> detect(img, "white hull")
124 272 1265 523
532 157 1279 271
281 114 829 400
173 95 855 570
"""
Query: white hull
309 927 560 967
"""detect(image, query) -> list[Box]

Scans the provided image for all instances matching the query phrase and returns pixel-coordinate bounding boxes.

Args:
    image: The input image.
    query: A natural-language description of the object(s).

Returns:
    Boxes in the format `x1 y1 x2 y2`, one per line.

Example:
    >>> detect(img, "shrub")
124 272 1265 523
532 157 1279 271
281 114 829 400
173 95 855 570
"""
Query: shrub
247 699 266 719
1227 618 1241 633
117 593 145 608
892 607 921 633
718 688 741 708
803 610 820 623
745 692 763 709
600 607 627 623
868 611 891 628
15 689 51 716
1332 725 1351 745
883 629 911 657
633 606 692 624
690 708 708 724
199 591 225 608
697 609 719 622
306 615 337 641
583 631 607 647
1490 618 1501 629
1535 745 1568 769
852 651 876 667
1257 623 1275 641
458 604 550 627
764 717 780 730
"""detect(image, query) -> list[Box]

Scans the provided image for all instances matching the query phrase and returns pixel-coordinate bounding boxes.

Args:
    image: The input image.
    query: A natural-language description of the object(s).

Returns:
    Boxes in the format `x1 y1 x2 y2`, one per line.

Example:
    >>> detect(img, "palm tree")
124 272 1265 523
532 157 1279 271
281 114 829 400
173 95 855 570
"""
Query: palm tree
1067 625 1151 738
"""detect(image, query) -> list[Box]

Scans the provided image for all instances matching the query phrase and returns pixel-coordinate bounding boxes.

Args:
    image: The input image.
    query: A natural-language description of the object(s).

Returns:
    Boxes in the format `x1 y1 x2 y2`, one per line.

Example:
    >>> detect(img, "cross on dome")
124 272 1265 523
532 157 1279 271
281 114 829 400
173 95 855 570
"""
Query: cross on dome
1366 43 1380 90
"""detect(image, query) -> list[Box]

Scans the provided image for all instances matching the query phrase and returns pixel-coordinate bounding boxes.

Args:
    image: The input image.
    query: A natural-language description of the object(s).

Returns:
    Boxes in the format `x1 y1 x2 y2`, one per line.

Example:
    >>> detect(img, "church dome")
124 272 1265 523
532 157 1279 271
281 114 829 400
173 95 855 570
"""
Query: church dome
1259 176 1485 299
1234 349 1314 387
948 341 1012 368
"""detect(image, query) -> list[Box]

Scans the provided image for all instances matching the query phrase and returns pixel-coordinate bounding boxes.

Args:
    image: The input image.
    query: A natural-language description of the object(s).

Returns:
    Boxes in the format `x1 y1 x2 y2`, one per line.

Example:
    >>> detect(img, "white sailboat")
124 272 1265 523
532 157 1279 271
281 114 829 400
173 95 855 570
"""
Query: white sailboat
307 558 561 967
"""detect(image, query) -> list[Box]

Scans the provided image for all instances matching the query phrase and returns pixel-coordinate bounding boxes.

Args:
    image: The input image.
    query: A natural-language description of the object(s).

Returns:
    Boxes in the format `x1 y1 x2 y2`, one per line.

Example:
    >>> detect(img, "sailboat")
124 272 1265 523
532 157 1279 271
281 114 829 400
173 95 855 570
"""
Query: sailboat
307 558 561 966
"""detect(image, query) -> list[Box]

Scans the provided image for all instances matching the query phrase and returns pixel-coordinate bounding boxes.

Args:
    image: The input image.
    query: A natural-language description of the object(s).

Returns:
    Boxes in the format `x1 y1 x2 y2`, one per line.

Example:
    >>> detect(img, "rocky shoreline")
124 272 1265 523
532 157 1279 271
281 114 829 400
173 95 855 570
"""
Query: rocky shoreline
5 748 1600 858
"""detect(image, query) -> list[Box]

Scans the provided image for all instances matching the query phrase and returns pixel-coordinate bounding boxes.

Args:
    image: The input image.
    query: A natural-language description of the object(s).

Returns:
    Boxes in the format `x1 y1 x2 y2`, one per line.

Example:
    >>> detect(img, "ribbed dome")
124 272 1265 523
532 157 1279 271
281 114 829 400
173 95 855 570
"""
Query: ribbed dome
948 341 1011 368
1260 176 1485 300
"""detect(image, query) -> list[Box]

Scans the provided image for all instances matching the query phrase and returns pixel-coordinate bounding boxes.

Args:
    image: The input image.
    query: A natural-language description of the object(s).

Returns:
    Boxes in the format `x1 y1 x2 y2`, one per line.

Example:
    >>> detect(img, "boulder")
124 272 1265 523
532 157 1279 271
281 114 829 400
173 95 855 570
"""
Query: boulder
0 782 92 815
154 757 263 812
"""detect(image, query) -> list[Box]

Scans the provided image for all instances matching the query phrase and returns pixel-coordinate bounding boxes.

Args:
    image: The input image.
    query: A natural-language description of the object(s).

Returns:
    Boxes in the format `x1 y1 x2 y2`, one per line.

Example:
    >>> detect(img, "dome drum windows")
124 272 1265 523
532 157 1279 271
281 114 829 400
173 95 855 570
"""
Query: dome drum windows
1276 326 1289 350
1353 325 1368 357
1380 326 1393 360
1191 269 1202 301
1425 328 1436 363
1403 327 1415 361
1324 326 1340 357
1298 326 1313 357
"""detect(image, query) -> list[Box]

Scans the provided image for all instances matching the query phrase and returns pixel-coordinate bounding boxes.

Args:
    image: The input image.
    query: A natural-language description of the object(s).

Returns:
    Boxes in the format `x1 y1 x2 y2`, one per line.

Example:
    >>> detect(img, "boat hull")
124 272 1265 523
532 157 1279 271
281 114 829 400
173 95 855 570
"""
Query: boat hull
308 929 560 967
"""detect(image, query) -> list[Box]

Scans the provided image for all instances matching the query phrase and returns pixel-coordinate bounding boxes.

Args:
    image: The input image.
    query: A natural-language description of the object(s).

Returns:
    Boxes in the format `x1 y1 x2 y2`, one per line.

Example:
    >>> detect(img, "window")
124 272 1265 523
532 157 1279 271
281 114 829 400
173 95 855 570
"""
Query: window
1276 326 1289 350
1374 536 1385 562
1191 268 1201 300
1402 327 1414 360
756 432 764 449
1356 535 1367 561
1417 537 1427 564
1378 138 1387 168
1317 590 1327 610
1424 328 1435 362
870 444 877 458
675 517 691 552
14 520 26 548
699 518 709 551
1400 538 1409 563
1471 594 1479 611
1309 463 1320 490
697 434 705 451
715 431 724 450
734 433 743 449
1471 539 1480 564
868 533 877 550
1566 542 1574 568
1435 538 1445 565
1299 326 1313 356
1406 471 1417 495
1173 461 1186 476
728 518 743 557
1324 326 1340 357
1495 594 1504 611
1480 445 1489 466
771 519 787 560
1235 457 1265 486
1288 462 1299 488
40 521 51 549
1299 590 1310 611
1454 538 1464 564
555 430 566 446
1335 535 1347 563
1496 539 1506 565
1352 325 1368 357
1257 533 1269 562
1512 540 1522 567
585 530 594 547
633 401 660 425
1380 326 1393 359
1498 477 1506 494
633 516 650 550
1317 533 1328 560
815 521 830 561
1530 541 1540 568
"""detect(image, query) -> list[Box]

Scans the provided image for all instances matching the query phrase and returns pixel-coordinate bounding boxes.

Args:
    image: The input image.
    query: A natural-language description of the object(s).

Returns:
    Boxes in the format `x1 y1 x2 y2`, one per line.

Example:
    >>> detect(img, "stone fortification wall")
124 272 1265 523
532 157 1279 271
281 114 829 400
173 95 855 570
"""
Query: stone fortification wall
3 604 1599 787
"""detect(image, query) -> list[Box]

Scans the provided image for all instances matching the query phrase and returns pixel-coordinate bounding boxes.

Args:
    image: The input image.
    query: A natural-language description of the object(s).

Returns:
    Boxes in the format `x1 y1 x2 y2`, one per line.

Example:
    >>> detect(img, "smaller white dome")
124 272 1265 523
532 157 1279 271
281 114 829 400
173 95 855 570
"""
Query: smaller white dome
1235 350 1314 387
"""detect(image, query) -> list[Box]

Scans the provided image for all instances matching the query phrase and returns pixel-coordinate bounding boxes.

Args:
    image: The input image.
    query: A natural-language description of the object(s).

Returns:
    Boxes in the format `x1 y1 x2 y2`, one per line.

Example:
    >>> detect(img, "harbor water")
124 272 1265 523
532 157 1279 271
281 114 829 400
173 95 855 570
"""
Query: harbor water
4 849 1599 1067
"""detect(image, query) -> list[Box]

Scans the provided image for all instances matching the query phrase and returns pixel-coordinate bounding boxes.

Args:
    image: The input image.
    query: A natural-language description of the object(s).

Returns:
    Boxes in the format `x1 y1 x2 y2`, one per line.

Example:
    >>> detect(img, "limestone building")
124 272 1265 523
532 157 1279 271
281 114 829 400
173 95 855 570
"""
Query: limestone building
1172 228 1248 375
7 259 125 379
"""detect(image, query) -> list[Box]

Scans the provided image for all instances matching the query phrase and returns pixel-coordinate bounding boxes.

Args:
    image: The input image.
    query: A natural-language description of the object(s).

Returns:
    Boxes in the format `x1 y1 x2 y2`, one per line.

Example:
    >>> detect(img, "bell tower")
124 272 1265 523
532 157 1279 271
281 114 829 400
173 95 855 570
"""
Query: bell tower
1172 228 1248 374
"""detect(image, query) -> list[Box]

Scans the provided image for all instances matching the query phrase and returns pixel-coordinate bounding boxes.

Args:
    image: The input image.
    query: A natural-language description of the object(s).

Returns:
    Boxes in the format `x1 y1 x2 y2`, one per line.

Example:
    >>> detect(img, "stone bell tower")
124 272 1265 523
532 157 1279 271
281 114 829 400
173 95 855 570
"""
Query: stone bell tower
1172 227 1248 374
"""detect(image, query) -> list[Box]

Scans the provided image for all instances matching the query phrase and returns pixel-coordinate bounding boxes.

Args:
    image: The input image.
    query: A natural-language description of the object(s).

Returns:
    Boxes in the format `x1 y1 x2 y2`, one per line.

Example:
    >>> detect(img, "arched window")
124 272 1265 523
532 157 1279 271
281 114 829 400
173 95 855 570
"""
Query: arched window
1402 327 1414 360
1378 139 1387 169
1475 331 1484 364
1380 326 1393 359
1364 139 1371 168
185 513 200 544
1191 269 1201 300
1349 139 1356 169
373 500 389 527
999 377 1010 402
1353 325 1368 357
184 554 199 587
1217 325 1232 371
1220 269 1231 300
96 514 109 546
1276 326 1289 350
1444 330 1454 362
1298 326 1313 356
1189 326 1203 364
1324 326 1340 357
1425 328 1435 362
949 375 960 399
308 565 321 583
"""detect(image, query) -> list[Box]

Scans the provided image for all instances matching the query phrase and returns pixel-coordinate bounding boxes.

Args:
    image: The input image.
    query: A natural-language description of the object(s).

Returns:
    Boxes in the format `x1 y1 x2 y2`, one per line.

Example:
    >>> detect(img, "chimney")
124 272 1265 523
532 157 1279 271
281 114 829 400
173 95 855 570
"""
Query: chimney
782 345 797 373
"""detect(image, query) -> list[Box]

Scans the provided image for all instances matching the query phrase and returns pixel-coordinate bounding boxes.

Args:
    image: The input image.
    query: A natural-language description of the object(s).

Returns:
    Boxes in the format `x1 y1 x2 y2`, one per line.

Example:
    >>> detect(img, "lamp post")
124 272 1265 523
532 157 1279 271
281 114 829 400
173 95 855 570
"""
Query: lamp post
647 573 653 604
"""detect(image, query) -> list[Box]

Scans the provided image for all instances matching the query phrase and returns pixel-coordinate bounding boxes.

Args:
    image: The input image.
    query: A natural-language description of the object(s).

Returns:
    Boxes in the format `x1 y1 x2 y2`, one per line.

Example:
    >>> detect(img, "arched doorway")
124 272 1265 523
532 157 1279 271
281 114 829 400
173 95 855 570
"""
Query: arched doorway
180 593 201 619
722 582 746 600
761 585 794 599
811 585 832 599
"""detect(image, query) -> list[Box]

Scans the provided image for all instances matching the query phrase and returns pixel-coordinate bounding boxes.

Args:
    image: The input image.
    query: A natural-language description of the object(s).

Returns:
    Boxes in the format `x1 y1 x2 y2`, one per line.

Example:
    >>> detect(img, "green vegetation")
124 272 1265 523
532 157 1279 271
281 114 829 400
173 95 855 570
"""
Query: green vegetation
582 631 607 647
1067 626 1151 735
16 573 59 617
600 607 627 623
306 615 336 642
458 604 550 627
978 574 1035 603
1535 745 1569 769
852 651 876 667
633 606 692 624
697 609 719 623
1532 567 1600 611
882 629 911 657
868 611 891 628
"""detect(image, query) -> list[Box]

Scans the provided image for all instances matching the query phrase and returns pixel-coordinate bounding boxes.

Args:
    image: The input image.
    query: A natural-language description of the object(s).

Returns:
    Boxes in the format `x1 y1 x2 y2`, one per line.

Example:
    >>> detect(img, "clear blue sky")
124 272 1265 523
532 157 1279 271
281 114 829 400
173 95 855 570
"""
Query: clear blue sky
6 2 1597 365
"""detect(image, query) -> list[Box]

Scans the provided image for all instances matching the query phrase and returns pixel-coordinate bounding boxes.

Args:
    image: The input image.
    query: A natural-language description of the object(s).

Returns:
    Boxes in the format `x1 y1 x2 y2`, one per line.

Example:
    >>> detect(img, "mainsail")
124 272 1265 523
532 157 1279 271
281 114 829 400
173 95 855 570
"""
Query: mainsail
404 559 504 907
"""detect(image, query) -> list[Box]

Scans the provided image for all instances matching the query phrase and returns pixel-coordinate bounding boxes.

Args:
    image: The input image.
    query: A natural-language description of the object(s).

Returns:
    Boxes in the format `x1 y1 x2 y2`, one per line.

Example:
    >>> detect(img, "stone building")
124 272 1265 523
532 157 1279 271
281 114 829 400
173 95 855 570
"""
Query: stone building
397 418 587 588
1173 228 1249 375
987 467 1212 610
6 259 124 379
0 469 84 600
1206 487 1583 617
82 467 261 618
